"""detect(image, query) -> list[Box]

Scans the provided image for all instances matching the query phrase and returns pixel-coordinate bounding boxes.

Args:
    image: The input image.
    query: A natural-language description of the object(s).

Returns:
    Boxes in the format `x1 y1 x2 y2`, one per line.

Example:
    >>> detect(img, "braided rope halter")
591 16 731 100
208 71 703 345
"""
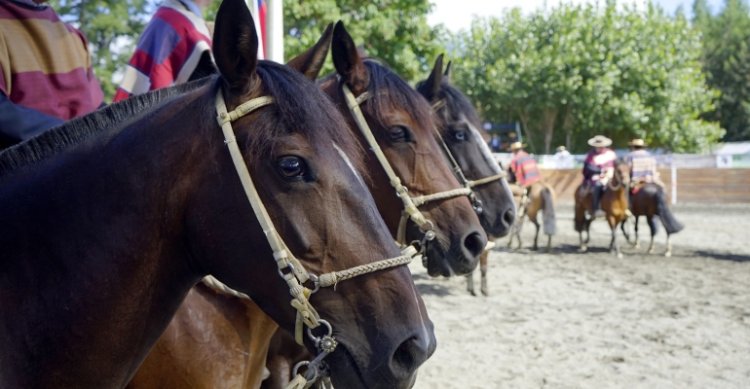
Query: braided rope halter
430 98 507 214
214 88 420 389
342 84 474 247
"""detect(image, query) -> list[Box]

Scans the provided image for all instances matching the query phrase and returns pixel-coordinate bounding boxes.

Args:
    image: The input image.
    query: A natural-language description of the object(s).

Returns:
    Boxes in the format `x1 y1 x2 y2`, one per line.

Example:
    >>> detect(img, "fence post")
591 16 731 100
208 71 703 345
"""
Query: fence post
671 161 677 205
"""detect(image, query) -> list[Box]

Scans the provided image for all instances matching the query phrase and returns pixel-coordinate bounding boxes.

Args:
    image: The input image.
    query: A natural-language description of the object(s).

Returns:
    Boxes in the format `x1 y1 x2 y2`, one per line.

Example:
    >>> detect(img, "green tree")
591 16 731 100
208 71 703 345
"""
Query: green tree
448 3 722 153
284 0 442 81
49 1 153 101
695 0 750 141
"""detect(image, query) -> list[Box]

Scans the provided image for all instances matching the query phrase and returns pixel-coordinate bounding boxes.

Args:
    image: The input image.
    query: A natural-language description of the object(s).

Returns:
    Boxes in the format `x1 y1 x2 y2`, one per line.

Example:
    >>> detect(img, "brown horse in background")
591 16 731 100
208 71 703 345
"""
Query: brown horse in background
416 55 517 296
575 161 631 258
620 183 684 257
507 181 557 252
131 18 484 389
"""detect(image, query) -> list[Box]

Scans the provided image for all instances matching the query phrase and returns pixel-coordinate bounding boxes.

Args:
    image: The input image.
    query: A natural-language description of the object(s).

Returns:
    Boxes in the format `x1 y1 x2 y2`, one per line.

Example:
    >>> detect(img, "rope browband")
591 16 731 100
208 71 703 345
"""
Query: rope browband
215 88 420 389
342 84 474 245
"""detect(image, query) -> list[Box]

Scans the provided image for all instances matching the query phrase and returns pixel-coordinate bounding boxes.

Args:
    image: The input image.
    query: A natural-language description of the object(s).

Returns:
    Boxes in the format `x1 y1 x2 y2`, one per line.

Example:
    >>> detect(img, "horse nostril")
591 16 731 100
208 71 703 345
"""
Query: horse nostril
503 208 516 227
463 231 487 258
391 335 430 378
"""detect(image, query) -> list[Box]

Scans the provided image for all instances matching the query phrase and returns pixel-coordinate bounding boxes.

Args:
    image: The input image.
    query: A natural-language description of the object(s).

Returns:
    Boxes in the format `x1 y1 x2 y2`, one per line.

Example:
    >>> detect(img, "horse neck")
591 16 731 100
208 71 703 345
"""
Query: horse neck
0 87 215 386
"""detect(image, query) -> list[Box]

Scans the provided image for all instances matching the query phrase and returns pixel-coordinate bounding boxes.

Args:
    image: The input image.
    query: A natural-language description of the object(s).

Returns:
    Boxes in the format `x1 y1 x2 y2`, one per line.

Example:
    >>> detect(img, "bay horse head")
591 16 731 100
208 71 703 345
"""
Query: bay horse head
416 54 517 238
0 1 434 387
315 22 487 278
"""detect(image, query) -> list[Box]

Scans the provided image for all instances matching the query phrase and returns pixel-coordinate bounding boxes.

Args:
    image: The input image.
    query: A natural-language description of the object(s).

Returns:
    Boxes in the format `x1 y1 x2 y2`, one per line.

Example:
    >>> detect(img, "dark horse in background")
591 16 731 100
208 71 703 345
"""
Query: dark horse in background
0 1 435 387
621 183 684 257
575 161 631 258
507 181 557 252
130 17 482 389
416 55 517 296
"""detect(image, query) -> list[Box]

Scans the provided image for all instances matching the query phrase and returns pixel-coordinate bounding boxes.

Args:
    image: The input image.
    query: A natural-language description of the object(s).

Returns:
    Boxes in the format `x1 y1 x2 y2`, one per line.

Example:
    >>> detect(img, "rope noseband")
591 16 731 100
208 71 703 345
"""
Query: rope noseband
215 88 419 388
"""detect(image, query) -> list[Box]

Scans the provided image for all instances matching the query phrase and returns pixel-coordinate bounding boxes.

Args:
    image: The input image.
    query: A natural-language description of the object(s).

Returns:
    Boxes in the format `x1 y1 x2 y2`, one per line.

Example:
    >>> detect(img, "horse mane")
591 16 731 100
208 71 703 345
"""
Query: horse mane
415 79 482 130
361 60 434 131
0 77 212 177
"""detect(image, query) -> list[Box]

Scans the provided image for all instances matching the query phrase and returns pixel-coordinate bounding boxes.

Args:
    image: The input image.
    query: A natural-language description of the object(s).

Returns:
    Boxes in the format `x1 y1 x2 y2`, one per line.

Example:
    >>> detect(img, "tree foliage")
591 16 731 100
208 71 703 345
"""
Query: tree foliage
447 3 723 153
694 0 750 142
49 0 153 101
283 0 442 81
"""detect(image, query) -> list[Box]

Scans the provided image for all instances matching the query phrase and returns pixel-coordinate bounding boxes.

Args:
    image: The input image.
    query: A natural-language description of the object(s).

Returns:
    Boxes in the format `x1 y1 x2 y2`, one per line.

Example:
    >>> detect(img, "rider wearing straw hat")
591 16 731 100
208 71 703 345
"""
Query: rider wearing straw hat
507 141 541 197
625 138 664 188
583 135 616 217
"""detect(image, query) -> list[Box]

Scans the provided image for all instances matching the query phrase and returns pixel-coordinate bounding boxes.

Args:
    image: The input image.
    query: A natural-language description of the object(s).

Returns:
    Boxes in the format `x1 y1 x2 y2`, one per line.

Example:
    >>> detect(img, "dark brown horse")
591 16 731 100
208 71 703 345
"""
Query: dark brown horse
620 183 684 256
507 181 557 252
575 161 631 258
0 1 435 388
416 55 517 296
130 19 483 389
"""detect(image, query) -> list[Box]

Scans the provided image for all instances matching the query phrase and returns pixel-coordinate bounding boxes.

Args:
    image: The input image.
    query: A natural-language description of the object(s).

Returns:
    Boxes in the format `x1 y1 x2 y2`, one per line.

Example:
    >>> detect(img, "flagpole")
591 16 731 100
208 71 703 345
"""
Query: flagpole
267 0 284 62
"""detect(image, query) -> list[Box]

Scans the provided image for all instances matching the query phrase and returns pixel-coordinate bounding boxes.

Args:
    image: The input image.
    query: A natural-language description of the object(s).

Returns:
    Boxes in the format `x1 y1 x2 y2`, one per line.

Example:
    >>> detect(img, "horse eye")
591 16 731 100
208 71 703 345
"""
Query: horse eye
451 129 467 142
276 156 307 180
388 125 412 143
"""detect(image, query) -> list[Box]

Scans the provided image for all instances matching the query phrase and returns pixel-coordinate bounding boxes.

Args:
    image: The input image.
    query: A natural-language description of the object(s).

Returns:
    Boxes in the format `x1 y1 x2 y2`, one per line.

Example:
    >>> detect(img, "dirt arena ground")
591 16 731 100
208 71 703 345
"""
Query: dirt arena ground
410 202 750 389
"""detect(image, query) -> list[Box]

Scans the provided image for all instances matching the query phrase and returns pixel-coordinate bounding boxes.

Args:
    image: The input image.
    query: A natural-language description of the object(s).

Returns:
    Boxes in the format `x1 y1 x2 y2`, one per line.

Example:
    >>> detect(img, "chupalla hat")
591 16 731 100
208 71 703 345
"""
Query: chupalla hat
587 135 612 147
628 138 646 147
509 141 525 151
556 145 567 152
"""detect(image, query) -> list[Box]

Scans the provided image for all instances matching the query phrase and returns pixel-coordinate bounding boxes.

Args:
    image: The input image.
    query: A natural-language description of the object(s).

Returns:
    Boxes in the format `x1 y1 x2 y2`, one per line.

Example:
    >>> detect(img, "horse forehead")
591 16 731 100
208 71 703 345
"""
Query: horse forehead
333 142 366 189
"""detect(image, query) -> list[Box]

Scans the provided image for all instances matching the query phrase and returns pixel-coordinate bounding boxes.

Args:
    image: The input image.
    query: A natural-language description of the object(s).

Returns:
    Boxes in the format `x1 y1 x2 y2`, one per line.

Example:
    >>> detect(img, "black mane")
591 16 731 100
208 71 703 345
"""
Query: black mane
415 79 483 129
0 78 212 176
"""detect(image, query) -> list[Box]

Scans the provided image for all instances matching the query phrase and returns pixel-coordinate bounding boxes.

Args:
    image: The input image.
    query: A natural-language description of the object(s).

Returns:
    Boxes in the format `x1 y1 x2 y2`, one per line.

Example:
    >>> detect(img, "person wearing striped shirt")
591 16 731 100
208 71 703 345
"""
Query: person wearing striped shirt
113 0 215 102
0 0 103 148
507 141 541 197
624 138 664 189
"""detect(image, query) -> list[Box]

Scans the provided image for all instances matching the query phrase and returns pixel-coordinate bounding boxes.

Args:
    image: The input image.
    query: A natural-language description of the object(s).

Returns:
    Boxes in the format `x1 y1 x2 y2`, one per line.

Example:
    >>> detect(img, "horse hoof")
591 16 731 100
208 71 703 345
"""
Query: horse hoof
481 288 489 297
467 288 476 296
578 246 588 253
617 252 623 259
665 251 672 258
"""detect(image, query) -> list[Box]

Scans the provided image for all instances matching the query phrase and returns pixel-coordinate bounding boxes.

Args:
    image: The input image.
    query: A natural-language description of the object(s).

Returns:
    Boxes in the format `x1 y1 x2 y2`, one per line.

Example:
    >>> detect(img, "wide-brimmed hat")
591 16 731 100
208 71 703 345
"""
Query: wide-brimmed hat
556 145 567 152
587 135 612 147
628 138 646 148
509 141 525 151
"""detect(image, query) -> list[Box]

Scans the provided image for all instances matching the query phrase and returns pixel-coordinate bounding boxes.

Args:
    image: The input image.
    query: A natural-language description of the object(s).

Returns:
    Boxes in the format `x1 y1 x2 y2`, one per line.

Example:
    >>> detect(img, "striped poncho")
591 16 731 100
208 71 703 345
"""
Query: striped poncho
114 0 212 102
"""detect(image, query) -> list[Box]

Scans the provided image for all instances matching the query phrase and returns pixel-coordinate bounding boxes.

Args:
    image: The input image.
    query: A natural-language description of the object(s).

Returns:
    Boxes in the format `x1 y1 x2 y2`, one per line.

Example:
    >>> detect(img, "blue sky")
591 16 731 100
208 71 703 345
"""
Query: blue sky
427 0 726 31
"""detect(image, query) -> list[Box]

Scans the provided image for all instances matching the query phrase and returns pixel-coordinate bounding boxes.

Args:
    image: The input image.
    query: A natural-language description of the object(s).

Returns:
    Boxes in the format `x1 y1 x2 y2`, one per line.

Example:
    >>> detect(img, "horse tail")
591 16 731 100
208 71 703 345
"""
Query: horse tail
656 188 684 234
541 186 556 235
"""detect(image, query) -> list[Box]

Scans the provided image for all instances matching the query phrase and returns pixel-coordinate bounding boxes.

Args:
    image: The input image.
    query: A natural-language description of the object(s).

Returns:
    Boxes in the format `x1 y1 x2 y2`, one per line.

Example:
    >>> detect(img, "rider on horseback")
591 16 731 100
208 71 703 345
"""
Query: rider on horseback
583 135 616 217
507 141 541 202
625 138 664 189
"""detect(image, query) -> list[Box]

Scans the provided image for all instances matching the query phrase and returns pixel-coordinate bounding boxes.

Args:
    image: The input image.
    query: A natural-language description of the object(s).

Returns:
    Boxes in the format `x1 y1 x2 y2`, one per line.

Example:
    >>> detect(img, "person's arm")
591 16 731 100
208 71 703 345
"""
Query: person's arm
0 93 63 144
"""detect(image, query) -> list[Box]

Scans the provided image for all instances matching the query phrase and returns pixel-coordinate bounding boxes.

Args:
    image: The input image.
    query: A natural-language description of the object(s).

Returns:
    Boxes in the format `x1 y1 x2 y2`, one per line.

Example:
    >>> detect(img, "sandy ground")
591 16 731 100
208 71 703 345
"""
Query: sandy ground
409 203 750 389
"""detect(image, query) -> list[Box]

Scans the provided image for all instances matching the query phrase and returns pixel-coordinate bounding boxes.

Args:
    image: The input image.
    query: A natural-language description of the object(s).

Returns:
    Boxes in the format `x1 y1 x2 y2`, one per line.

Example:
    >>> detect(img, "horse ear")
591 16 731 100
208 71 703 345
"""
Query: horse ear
331 21 370 95
286 23 334 81
422 54 444 101
444 60 453 80
212 0 259 92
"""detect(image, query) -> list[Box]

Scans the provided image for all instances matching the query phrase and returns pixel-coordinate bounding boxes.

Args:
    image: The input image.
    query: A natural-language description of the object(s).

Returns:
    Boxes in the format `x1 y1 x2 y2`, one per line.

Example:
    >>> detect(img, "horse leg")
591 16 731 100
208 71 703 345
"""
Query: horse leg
647 216 657 254
620 219 632 244
609 217 622 258
665 234 672 257
465 271 476 296
480 253 489 296
633 216 640 248
532 219 540 251
578 230 588 252
546 234 552 253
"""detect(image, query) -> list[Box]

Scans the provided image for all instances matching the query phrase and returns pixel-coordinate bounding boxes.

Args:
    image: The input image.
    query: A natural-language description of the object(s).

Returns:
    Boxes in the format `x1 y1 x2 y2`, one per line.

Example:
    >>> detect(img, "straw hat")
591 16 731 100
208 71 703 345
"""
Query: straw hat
628 138 646 148
509 141 525 151
587 135 612 147
556 145 567 152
